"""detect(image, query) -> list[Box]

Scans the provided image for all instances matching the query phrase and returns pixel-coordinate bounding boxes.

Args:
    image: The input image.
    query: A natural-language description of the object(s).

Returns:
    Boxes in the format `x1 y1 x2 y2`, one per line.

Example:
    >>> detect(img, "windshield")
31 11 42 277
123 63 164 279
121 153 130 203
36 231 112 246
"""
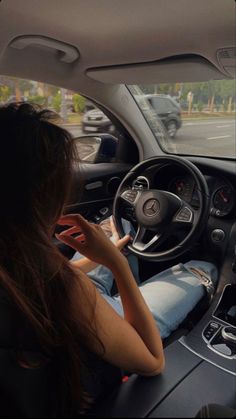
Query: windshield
128 80 235 159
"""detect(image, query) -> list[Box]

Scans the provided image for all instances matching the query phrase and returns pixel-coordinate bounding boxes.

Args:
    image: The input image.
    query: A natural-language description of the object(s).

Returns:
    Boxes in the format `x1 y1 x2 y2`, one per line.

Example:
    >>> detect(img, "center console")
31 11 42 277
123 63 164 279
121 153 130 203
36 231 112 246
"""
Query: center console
179 283 236 375
201 284 236 360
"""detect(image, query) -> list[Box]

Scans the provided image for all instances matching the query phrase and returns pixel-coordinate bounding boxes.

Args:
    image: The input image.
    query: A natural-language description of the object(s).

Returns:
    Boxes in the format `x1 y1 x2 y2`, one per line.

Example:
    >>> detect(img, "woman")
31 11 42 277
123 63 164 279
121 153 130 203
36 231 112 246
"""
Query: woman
0 103 217 417
0 103 164 417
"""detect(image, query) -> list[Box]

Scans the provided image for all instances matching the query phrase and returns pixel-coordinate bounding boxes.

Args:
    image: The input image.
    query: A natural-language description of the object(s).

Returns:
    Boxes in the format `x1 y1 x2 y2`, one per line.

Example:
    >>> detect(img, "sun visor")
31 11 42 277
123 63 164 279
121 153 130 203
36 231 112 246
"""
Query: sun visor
86 55 229 84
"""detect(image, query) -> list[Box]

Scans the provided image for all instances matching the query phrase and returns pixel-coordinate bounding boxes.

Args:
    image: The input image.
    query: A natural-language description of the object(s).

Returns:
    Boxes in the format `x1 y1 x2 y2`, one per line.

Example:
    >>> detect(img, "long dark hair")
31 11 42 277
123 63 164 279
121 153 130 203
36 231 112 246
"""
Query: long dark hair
0 103 101 415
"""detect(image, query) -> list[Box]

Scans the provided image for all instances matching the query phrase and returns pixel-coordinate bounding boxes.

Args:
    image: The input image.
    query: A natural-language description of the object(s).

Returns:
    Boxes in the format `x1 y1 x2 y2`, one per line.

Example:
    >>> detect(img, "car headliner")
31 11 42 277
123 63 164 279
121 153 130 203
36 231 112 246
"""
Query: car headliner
0 0 235 90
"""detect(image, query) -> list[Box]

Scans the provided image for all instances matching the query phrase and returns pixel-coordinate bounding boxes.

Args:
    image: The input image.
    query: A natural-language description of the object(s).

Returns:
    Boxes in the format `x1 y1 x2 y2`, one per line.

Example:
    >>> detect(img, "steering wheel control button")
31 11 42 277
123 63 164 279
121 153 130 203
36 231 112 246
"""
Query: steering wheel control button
211 229 225 242
143 199 160 217
203 322 221 341
122 190 138 203
175 206 192 223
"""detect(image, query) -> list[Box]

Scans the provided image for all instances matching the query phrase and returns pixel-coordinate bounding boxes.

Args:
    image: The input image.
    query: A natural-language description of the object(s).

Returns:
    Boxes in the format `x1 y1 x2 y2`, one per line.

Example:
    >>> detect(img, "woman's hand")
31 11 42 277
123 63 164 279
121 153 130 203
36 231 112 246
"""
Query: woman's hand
100 217 129 251
56 214 131 270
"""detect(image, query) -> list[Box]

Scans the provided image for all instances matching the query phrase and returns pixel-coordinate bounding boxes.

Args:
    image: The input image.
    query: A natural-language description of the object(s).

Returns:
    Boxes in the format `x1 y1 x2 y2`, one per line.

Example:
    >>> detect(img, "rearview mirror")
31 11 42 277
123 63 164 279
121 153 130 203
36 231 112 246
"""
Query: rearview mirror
74 134 118 163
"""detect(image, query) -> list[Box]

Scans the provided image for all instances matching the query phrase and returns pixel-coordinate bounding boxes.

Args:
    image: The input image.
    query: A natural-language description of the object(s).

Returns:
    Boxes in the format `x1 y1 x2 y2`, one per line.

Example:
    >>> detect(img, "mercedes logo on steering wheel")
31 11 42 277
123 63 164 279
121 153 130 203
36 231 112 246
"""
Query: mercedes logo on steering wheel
143 199 160 217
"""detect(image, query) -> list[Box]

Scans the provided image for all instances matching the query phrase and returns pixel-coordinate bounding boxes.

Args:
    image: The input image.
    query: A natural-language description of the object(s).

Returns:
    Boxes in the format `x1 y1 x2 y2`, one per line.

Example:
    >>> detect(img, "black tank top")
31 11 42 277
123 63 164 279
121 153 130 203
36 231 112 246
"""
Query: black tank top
0 289 122 417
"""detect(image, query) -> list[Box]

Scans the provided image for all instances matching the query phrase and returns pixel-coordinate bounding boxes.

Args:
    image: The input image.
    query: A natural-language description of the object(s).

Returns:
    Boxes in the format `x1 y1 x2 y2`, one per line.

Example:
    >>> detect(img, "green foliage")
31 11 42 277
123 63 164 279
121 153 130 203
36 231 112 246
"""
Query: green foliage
222 100 228 112
18 79 34 94
52 91 61 112
27 95 46 106
0 85 10 102
180 80 235 105
73 94 86 113
139 80 235 105
197 101 203 112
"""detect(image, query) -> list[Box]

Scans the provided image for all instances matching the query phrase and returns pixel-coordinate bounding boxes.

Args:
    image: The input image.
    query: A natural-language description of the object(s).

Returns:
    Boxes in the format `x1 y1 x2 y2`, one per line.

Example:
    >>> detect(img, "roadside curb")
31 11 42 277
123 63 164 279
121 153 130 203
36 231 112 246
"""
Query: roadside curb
60 123 81 126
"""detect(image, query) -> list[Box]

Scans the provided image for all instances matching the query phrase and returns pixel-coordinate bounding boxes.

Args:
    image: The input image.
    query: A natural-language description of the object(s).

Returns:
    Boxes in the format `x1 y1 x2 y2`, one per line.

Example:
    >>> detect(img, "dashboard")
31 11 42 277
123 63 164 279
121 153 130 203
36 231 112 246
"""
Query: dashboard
138 163 236 219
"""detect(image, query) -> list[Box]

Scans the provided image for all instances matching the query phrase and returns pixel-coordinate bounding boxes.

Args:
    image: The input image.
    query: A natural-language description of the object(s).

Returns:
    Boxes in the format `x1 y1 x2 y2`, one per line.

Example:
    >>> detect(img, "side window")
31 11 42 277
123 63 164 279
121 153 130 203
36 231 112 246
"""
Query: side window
150 97 168 113
0 75 128 163
163 98 174 112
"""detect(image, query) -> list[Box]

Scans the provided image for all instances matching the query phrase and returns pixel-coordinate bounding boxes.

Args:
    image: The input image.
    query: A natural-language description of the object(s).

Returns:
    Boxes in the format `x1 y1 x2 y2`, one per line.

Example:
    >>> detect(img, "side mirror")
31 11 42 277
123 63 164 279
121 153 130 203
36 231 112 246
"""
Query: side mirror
74 134 118 163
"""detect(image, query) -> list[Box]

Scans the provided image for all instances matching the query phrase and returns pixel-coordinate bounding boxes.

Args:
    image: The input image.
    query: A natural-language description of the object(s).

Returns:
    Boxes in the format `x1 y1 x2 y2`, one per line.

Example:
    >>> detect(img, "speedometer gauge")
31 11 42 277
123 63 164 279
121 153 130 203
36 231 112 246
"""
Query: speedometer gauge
213 185 235 217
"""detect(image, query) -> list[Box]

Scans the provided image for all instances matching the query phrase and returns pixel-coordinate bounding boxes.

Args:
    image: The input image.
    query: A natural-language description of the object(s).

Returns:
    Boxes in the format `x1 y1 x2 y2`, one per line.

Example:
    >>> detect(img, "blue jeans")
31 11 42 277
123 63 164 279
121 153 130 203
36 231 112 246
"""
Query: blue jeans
71 222 218 339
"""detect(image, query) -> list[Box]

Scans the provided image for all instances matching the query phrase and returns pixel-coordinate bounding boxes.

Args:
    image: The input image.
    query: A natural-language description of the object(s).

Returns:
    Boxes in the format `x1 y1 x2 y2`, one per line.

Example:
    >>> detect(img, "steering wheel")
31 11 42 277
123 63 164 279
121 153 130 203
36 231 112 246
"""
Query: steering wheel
113 156 210 261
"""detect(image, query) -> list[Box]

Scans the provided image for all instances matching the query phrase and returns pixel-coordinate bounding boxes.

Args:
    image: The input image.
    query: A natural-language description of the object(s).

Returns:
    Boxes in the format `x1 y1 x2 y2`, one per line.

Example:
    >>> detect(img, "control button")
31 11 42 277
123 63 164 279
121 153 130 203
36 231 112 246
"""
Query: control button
176 206 192 222
122 190 138 203
203 322 221 341
210 207 216 216
99 207 109 216
211 229 225 242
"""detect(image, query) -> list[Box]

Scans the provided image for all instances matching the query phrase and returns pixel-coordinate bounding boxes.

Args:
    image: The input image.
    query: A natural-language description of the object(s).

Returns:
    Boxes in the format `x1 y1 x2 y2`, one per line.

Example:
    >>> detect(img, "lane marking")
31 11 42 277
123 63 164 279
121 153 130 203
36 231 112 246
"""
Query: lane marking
216 125 231 128
184 121 234 126
207 135 231 140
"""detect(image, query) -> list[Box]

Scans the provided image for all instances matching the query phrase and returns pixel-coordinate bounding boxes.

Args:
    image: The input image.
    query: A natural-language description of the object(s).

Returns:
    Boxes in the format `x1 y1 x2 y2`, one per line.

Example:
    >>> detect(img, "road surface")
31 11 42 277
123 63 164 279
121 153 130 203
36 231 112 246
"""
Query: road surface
171 118 235 157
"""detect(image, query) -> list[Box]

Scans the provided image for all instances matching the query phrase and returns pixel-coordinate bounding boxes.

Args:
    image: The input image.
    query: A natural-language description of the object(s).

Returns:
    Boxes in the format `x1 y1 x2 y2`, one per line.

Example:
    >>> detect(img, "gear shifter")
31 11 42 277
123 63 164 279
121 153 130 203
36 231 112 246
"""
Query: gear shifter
221 326 236 344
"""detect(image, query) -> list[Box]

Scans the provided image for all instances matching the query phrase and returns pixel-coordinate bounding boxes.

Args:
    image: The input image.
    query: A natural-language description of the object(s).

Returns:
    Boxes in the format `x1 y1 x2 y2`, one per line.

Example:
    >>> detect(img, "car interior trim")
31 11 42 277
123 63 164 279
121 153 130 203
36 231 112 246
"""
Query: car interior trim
179 338 236 376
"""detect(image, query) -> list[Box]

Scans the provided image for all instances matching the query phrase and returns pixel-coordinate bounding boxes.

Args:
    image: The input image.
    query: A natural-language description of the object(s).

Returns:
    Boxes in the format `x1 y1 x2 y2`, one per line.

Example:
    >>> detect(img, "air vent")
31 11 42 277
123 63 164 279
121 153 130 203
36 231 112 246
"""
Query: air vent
132 176 149 190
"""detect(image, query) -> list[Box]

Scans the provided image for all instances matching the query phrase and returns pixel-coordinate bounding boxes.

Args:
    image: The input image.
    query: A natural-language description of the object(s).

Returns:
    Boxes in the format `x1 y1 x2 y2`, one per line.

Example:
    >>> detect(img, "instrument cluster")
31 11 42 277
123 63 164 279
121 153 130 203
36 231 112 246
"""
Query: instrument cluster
168 175 235 217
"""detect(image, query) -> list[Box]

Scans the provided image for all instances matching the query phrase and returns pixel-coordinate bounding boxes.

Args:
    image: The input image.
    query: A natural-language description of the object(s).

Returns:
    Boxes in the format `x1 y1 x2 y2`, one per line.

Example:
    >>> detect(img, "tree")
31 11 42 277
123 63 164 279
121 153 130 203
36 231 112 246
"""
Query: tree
0 85 10 102
73 94 86 113
60 88 67 122
52 91 61 112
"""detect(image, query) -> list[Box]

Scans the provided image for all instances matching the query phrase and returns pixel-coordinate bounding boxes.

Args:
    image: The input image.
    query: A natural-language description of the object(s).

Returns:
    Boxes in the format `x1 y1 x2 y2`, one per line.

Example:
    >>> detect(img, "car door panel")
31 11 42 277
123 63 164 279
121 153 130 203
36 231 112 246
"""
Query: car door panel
54 162 132 258
70 162 132 208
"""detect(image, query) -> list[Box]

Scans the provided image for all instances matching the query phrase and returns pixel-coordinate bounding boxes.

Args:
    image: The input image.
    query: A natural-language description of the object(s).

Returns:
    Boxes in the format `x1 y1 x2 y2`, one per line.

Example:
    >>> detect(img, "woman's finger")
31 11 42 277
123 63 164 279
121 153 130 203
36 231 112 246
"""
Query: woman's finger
57 213 84 225
110 217 119 238
57 214 91 233
58 225 81 236
55 233 86 251
116 235 131 250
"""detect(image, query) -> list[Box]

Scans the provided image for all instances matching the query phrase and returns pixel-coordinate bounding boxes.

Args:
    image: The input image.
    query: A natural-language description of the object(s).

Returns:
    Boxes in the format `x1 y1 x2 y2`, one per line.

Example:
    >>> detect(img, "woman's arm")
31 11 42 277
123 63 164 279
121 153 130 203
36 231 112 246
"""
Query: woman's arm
71 257 98 273
109 258 165 374
71 265 165 376
57 214 165 376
